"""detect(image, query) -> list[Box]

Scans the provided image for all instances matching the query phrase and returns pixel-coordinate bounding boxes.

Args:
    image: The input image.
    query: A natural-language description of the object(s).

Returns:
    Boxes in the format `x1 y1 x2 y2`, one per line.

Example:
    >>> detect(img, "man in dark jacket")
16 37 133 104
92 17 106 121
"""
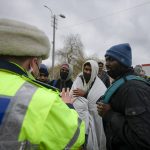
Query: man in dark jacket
50 63 73 91
98 61 110 88
97 43 150 150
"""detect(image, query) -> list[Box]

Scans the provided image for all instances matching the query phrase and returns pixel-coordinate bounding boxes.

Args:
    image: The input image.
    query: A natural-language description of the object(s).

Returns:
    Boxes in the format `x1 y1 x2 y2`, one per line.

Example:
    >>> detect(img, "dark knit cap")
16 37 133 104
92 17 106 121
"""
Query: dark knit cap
105 43 132 67
39 64 49 76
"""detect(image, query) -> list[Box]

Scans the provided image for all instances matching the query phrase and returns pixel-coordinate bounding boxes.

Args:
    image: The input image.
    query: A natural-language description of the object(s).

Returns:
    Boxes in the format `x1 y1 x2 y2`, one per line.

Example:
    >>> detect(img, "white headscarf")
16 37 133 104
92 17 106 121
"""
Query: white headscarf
82 60 99 84
70 60 107 150
75 60 98 93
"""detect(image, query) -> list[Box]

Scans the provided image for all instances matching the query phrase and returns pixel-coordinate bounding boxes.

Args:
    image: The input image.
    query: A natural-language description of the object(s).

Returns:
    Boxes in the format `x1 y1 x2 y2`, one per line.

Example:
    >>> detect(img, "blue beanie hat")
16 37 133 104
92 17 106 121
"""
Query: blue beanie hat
105 43 132 67
39 64 49 76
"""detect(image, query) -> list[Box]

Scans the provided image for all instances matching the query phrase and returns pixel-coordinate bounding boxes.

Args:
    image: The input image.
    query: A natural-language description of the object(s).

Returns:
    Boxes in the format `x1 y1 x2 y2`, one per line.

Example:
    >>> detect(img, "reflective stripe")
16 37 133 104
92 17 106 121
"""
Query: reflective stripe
64 117 82 149
0 141 39 150
0 82 37 150
19 141 39 150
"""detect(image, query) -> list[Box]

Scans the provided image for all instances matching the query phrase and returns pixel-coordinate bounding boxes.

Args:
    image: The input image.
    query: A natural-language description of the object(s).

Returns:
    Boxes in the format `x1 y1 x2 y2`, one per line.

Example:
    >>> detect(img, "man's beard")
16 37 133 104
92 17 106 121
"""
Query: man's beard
60 72 68 80
107 70 122 79
107 66 128 79
83 73 91 83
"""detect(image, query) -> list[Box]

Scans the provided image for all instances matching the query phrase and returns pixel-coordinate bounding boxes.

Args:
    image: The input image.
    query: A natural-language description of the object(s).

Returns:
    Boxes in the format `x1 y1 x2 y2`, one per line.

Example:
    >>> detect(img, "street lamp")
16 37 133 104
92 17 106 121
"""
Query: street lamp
44 5 66 79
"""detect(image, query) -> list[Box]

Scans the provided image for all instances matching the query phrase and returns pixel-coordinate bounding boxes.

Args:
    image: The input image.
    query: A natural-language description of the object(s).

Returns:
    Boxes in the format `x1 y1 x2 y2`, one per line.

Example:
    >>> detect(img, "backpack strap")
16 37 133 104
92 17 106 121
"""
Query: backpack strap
101 75 150 104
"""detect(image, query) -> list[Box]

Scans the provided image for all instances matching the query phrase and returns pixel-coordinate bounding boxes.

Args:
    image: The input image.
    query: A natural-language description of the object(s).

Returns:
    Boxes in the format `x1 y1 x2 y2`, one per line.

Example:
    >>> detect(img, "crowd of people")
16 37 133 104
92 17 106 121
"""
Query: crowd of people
0 18 150 150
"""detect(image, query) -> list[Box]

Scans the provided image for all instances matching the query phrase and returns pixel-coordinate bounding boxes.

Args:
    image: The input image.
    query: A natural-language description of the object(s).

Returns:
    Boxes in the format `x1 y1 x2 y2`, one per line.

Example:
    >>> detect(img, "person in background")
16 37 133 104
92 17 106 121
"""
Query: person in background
50 63 73 91
134 65 145 77
97 43 150 150
37 63 50 84
98 61 110 88
134 65 150 82
70 60 106 150
0 18 85 150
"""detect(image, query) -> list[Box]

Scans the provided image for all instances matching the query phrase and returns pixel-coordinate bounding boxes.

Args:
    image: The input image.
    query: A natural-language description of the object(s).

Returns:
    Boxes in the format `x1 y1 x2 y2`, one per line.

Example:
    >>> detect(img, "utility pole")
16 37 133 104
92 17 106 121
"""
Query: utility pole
52 14 56 80
44 5 65 79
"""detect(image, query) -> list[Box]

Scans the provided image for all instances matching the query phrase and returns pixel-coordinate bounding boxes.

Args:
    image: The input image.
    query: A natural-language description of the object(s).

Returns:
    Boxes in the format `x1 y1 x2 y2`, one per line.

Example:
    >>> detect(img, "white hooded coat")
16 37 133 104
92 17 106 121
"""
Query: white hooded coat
70 60 107 150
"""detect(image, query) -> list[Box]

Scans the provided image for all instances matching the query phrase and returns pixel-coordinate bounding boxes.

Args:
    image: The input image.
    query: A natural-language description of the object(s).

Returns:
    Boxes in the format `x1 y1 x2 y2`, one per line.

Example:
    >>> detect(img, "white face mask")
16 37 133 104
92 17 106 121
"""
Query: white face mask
27 57 42 79
27 65 35 79
29 66 33 74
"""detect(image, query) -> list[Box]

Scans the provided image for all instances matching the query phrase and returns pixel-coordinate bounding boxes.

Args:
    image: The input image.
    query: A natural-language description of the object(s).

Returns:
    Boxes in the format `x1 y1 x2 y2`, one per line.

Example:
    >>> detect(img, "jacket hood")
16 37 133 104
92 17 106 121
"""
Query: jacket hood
60 63 73 81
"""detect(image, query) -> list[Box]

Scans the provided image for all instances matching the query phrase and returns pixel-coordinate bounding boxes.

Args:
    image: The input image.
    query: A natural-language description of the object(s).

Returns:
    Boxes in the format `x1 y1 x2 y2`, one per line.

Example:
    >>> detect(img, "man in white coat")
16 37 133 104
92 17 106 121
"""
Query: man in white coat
70 60 107 150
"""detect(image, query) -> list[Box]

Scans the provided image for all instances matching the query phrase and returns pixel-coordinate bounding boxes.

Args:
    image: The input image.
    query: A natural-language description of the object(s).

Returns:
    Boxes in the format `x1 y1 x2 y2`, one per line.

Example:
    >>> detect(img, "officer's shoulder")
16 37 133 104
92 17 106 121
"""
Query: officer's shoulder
33 79 59 92
22 75 59 92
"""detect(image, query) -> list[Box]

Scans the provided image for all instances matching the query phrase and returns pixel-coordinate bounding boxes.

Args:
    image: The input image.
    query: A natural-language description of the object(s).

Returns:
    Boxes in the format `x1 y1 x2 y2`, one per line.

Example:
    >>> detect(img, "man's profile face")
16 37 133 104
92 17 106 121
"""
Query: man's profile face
105 56 123 79
105 56 118 70
83 64 91 83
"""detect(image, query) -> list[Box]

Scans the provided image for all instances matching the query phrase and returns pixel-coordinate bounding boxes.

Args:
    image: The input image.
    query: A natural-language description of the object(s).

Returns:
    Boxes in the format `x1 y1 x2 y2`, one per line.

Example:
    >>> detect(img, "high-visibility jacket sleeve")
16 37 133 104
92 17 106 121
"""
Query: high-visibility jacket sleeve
20 88 85 150
41 93 85 149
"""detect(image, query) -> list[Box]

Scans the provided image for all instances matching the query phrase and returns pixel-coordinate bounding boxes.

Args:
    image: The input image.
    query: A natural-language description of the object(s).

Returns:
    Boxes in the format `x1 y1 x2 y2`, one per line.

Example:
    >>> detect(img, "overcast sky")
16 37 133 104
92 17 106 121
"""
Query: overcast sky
0 0 150 67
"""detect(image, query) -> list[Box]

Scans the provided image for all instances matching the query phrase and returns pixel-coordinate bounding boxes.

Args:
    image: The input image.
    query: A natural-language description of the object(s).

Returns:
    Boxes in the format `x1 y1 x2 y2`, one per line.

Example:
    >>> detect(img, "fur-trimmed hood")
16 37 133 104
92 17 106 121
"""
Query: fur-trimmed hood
0 18 50 60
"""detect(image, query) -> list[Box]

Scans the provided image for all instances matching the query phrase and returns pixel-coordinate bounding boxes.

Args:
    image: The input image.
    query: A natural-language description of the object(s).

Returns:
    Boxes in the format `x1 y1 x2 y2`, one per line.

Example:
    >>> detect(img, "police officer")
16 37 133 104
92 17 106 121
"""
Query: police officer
0 18 85 150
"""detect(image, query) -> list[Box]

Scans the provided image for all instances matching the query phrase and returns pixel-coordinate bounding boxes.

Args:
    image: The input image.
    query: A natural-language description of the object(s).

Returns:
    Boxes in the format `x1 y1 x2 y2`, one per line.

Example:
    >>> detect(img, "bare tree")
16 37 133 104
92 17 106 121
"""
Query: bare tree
55 34 87 79
56 34 85 65
54 34 105 79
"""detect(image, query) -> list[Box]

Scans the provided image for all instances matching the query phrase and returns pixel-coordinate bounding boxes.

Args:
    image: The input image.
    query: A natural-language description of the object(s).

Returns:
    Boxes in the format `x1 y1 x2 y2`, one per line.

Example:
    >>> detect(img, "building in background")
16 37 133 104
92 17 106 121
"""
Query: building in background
142 64 150 76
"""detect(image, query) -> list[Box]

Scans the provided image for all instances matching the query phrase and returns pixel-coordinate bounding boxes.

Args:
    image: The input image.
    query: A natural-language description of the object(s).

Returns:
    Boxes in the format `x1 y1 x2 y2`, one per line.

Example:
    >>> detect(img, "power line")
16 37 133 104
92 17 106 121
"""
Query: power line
60 0 150 30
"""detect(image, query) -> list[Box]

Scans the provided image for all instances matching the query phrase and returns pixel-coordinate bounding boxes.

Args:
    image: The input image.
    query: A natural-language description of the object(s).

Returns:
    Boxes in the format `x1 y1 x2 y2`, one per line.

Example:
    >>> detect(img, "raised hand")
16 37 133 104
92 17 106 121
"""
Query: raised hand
61 88 76 104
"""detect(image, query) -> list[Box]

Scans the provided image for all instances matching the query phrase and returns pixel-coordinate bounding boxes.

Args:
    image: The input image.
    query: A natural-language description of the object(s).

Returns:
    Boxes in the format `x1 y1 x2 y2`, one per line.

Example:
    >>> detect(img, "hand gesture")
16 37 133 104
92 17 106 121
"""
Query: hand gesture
73 88 86 97
61 88 76 104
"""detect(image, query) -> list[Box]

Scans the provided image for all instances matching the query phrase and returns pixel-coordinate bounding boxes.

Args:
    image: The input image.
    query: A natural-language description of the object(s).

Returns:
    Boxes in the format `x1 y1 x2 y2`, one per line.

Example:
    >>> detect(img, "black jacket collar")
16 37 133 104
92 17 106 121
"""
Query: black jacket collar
0 60 58 91
0 60 27 76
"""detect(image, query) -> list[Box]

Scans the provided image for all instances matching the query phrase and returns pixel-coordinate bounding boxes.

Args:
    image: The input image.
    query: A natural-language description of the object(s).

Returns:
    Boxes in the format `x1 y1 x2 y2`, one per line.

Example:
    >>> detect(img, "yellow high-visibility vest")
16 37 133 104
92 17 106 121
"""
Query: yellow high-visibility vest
0 64 85 150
